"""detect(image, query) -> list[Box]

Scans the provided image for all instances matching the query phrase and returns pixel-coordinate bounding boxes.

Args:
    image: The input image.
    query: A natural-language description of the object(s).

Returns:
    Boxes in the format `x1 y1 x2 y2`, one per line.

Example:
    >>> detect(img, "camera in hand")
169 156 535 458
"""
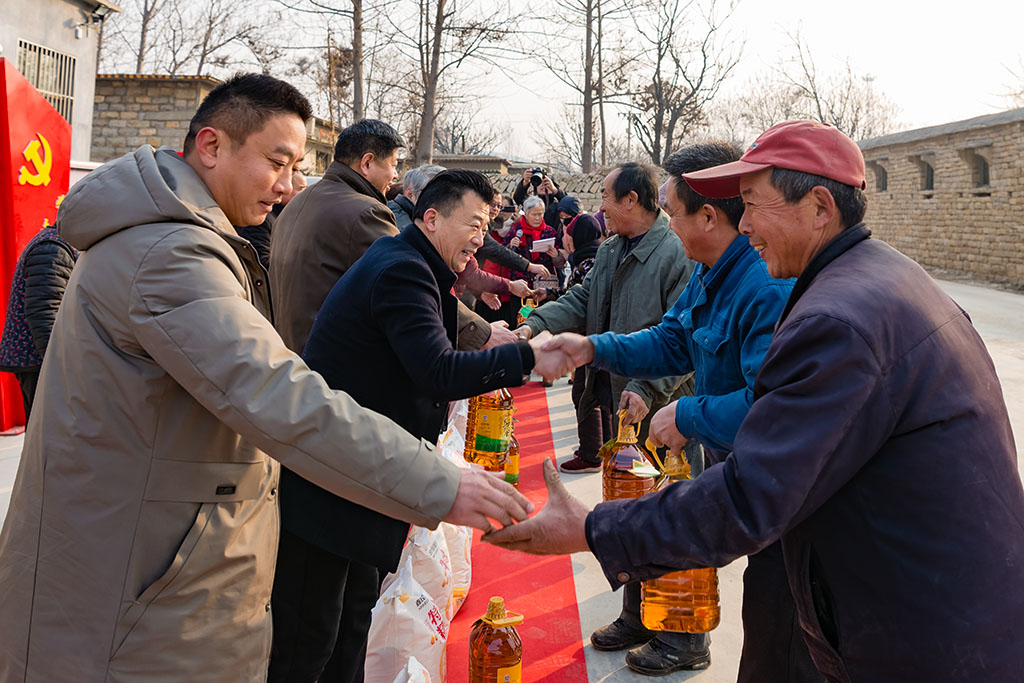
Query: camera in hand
529 167 546 188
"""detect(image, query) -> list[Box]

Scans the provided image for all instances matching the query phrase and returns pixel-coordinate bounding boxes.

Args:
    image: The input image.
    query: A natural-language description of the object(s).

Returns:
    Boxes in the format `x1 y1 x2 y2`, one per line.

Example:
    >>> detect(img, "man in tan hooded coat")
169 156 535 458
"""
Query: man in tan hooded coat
0 74 530 682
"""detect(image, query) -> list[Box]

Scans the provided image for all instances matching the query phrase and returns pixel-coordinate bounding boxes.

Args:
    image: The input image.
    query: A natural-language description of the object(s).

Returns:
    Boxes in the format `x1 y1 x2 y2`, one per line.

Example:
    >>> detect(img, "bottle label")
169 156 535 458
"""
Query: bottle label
475 408 511 451
496 662 522 683
504 453 519 476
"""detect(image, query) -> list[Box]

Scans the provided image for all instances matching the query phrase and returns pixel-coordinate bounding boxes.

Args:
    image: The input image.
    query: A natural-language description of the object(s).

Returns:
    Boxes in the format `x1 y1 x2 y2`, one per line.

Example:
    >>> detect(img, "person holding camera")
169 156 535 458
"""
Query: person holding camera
514 167 565 229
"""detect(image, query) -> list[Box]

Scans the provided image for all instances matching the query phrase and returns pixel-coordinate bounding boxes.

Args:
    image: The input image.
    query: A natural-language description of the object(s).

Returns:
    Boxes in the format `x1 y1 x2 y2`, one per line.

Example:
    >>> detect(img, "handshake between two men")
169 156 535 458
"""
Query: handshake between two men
521 330 687 452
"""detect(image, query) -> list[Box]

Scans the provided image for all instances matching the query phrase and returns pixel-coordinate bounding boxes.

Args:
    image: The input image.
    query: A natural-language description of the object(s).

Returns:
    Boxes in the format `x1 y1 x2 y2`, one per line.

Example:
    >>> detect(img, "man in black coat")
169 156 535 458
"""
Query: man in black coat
268 170 571 683
484 121 1024 682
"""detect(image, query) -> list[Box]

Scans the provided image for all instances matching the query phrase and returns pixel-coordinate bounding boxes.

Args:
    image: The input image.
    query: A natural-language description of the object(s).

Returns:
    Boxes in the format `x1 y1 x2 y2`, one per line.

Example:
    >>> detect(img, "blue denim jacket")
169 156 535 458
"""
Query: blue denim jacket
590 235 792 460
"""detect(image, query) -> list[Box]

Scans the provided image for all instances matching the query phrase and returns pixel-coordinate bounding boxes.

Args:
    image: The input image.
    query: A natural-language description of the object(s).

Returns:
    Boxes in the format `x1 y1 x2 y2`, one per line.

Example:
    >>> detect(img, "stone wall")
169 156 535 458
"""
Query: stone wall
91 75 214 162
860 109 1024 289
485 173 608 213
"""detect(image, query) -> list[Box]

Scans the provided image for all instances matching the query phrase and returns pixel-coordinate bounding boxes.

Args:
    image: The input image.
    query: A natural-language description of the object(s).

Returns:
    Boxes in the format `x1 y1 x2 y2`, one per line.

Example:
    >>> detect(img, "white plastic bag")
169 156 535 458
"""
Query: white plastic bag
382 525 454 621
390 656 432 683
441 522 472 615
366 558 447 683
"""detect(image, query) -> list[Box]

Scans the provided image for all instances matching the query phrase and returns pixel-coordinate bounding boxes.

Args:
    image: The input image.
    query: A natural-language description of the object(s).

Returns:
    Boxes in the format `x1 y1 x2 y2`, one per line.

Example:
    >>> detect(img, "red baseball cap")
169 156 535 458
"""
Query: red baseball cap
682 120 866 198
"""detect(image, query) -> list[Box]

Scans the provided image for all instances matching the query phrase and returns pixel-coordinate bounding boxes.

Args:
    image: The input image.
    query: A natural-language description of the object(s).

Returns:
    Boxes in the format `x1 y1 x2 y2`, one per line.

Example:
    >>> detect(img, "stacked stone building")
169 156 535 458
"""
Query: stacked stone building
860 109 1024 289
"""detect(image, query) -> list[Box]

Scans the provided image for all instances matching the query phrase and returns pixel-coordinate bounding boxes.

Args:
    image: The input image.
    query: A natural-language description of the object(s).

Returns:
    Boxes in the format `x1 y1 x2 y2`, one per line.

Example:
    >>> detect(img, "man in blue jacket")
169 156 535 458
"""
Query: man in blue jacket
484 121 1024 683
548 142 816 681
269 170 569 683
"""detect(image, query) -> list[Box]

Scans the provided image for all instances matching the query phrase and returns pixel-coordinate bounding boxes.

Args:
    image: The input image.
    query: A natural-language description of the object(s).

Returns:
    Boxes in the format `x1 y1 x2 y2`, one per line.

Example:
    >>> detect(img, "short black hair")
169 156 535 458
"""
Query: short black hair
769 168 868 229
413 170 496 222
183 73 312 156
664 142 745 228
611 162 659 213
333 119 405 165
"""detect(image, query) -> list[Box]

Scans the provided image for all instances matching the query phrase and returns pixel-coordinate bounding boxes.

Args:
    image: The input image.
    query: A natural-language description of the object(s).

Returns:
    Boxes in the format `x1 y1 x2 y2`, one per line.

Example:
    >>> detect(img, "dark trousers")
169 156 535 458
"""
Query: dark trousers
269 529 380 683
474 296 518 329
573 366 612 463
736 541 823 683
12 367 39 421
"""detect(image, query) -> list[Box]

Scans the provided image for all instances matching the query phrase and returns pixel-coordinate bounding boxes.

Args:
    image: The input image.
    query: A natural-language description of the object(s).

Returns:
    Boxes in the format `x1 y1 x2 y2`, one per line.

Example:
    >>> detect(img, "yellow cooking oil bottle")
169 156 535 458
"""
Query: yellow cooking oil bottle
639 441 721 633
601 411 657 502
464 389 515 471
516 298 537 326
469 596 523 683
504 433 520 488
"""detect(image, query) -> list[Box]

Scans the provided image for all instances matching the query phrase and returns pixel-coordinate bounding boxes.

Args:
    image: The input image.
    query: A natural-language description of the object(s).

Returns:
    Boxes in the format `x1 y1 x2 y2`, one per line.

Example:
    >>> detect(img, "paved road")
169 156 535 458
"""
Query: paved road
0 278 1020 682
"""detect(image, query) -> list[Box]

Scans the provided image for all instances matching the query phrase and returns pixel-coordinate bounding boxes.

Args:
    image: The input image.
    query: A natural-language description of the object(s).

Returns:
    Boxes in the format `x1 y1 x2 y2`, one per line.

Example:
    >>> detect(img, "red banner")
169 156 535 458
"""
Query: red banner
0 58 73 429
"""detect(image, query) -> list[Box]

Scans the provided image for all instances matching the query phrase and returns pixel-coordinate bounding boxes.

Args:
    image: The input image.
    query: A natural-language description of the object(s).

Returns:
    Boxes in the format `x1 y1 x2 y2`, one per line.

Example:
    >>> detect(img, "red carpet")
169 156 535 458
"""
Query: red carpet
447 383 588 682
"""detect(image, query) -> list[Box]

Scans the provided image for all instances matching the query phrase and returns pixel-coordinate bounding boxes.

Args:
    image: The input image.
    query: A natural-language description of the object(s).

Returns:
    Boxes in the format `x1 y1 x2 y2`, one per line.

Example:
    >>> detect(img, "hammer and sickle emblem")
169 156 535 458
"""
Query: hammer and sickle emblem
18 134 53 187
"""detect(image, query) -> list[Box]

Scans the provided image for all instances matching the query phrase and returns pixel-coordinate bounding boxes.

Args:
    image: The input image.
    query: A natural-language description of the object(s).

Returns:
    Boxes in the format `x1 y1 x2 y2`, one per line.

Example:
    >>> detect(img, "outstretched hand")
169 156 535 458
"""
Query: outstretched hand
530 332 574 383
482 458 592 555
541 332 595 368
648 401 688 452
444 468 534 534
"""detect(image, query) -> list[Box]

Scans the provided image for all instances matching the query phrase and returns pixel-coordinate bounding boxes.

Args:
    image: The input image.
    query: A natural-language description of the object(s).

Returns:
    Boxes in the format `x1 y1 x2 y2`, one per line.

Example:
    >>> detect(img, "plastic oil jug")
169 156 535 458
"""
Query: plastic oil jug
464 389 514 471
639 441 721 633
469 596 523 683
601 411 657 502
504 434 520 488
516 298 536 326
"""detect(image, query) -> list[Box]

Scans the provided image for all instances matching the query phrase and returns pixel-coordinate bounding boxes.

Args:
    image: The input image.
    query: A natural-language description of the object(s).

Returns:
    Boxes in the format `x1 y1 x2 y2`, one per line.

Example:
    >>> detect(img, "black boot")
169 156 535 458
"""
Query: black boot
590 618 656 651
625 636 711 676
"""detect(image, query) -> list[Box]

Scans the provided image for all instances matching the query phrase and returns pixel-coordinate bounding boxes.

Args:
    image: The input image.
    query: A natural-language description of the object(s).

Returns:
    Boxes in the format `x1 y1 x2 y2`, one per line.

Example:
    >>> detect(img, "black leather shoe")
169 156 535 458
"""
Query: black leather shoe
589 618 656 651
625 637 711 675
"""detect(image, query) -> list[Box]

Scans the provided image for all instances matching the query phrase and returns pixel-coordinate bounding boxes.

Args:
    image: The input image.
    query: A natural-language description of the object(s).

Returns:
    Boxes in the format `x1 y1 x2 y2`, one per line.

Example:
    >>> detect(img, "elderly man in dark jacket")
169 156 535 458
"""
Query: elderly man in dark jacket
0 226 78 418
485 120 1024 683
269 170 568 682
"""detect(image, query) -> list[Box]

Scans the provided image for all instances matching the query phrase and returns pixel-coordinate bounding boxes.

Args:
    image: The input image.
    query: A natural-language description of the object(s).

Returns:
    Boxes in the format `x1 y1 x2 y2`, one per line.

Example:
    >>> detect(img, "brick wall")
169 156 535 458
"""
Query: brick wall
91 76 213 162
485 173 608 214
860 110 1024 289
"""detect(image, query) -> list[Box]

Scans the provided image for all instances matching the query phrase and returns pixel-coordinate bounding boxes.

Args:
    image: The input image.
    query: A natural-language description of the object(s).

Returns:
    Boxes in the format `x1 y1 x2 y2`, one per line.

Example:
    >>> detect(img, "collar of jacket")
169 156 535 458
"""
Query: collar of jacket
398 223 457 293
323 160 387 204
392 194 415 217
696 233 754 289
778 222 871 326
609 210 671 265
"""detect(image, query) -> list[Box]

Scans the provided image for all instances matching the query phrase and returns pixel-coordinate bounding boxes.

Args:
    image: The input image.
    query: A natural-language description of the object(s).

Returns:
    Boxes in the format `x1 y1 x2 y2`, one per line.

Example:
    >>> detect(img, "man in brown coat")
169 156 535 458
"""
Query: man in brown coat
270 119 513 355
0 74 530 682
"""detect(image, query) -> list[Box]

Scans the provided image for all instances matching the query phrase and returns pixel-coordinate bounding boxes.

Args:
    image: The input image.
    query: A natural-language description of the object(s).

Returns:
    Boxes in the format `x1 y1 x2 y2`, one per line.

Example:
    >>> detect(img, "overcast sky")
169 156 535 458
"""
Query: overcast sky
479 0 1020 162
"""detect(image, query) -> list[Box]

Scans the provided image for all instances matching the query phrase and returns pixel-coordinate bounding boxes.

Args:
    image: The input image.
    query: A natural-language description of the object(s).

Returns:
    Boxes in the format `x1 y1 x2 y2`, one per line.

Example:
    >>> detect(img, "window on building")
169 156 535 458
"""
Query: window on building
973 155 990 187
921 162 934 191
16 40 76 124
876 166 887 192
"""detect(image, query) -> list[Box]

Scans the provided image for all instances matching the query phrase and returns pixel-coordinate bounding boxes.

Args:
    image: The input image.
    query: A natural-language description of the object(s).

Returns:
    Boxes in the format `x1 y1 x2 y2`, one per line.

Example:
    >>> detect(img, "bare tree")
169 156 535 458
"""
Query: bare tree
623 0 740 165
101 0 168 72
778 30 900 140
386 0 512 163
433 107 501 155
535 104 586 172
530 0 638 172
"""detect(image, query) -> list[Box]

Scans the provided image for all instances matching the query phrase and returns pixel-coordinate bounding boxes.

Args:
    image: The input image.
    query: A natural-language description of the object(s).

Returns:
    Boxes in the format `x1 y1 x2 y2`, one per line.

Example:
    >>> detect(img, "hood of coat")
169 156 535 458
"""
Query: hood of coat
56 146 236 251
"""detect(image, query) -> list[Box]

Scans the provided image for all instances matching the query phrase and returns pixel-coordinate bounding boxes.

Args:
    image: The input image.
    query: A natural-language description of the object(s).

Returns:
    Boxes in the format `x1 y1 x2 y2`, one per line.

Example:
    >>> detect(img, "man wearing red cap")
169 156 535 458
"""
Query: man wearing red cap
485 121 1024 682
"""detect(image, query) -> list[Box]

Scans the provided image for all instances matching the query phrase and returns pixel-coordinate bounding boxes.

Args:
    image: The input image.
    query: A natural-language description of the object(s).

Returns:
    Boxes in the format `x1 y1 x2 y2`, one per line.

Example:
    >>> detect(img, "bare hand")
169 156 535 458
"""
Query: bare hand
521 168 533 187
513 325 533 340
509 237 521 248
648 401 688 452
545 245 559 258
618 390 650 425
529 333 574 383
482 320 518 349
482 458 591 554
508 279 533 299
480 292 501 310
527 262 551 278
535 288 548 303
445 468 534 533
541 332 594 367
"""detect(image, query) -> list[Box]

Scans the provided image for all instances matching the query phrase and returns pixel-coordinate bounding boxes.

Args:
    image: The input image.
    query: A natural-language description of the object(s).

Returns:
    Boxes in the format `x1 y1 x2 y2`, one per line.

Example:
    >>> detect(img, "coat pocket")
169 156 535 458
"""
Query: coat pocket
692 324 730 356
110 502 214 657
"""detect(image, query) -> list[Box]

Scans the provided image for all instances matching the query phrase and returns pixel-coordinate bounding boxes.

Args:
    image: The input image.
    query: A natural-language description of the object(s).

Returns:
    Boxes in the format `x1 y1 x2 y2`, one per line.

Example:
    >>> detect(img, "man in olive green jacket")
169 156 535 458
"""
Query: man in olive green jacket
0 74 528 683
516 163 694 462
